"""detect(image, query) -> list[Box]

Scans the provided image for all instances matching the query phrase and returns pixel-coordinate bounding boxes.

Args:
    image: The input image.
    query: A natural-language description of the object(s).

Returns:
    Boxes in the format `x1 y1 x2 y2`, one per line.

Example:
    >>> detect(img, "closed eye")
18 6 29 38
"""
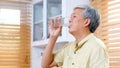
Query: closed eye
73 15 76 18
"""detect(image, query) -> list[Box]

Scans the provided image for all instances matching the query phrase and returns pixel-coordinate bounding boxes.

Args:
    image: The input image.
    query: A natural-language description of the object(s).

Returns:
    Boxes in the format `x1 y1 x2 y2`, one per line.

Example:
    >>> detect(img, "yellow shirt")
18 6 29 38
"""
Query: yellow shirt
54 34 109 68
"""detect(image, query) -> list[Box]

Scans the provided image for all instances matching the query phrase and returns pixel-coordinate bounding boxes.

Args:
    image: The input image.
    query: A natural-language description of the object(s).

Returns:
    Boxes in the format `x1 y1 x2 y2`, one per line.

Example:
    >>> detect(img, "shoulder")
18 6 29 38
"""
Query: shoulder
86 35 108 57
87 35 106 50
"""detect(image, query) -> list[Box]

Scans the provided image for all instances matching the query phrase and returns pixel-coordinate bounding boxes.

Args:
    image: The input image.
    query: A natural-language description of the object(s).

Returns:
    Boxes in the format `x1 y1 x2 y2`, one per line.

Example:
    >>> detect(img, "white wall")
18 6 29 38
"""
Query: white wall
31 48 44 68
65 0 90 18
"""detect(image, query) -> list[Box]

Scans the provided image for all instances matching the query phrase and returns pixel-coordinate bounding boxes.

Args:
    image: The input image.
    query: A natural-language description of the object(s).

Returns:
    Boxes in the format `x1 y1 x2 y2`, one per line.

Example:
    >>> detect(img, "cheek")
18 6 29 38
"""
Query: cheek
70 20 79 29
69 18 83 31
69 24 79 32
73 20 80 28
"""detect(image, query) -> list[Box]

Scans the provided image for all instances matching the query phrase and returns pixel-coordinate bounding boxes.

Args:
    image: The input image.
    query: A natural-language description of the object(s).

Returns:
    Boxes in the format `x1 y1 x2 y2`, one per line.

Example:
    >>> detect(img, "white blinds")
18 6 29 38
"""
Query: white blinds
92 0 120 68
0 0 31 68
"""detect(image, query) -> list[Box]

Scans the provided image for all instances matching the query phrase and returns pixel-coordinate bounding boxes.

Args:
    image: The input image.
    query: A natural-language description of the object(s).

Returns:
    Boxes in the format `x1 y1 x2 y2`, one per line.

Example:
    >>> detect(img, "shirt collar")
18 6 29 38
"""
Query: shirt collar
75 33 94 47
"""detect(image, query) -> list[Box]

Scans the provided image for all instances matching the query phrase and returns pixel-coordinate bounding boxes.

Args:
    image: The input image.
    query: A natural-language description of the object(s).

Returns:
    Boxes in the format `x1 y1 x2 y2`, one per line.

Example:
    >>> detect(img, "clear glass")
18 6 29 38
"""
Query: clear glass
33 1 43 41
48 16 69 27
61 17 70 27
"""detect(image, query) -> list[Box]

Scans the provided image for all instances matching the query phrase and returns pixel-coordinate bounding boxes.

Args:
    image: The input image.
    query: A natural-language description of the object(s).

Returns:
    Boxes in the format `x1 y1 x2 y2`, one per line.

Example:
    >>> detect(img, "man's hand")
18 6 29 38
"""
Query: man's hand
48 17 62 38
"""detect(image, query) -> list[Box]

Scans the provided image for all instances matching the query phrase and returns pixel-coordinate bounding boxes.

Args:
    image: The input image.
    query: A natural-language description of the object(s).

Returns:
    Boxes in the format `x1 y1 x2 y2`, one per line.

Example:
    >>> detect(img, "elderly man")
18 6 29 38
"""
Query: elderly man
41 5 109 68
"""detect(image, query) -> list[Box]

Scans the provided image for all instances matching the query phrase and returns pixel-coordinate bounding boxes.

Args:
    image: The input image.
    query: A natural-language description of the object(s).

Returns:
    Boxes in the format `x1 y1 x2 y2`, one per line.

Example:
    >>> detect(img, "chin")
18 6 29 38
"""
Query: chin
69 30 74 34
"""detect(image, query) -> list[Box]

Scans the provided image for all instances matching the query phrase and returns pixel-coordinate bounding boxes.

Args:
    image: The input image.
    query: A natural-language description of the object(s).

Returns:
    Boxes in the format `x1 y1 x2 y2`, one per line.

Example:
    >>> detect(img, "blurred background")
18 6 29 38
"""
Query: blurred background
0 0 120 68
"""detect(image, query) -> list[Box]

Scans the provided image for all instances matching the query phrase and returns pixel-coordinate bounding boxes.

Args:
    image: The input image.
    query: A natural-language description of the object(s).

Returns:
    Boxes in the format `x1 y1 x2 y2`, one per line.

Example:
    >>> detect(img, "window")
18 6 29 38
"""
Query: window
92 0 120 67
33 1 43 41
0 9 20 24
47 0 62 18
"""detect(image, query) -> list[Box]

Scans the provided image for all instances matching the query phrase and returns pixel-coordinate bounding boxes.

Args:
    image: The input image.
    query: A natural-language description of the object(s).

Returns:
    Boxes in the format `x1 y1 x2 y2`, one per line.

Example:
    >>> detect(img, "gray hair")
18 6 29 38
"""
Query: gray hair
75 5 100 33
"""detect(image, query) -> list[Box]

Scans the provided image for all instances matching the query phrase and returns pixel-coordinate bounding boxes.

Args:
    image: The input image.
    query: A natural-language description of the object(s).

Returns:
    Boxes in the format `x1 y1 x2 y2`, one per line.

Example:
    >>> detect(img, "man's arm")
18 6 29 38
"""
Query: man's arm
41 37 58 68
41 18 62 68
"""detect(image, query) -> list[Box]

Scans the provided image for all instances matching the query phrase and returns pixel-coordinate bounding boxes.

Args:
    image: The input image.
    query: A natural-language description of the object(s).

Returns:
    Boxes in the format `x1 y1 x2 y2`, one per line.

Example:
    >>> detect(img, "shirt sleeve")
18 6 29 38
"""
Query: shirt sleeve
53 44 68 67
89 45 109 68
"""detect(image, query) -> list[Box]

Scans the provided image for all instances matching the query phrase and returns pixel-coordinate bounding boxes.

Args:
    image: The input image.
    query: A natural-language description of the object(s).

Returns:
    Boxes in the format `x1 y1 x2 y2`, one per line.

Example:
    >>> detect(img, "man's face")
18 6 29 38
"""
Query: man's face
68 8 85 35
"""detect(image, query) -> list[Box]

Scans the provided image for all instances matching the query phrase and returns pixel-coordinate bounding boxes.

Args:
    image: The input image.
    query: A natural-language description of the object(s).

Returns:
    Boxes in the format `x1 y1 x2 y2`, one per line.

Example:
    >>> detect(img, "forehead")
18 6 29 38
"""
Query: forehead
71 8 84 16
73 8 84 14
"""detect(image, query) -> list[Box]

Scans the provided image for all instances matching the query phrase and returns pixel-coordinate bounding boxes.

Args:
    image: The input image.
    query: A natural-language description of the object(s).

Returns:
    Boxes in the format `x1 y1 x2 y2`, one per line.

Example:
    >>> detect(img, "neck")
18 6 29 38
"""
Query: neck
74 31 91 43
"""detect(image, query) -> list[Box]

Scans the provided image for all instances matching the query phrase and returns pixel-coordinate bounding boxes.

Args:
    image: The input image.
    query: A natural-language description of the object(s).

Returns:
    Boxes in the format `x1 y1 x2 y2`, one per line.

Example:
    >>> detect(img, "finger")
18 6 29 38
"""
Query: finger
56 17 60 23
58 17 62 25
48 19 53 25
53 17 57 26
48 20 51 25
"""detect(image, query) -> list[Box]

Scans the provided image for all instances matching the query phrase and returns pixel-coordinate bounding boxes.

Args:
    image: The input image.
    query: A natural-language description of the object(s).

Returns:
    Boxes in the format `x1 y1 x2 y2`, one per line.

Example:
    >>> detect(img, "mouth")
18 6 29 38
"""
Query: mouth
68 25 71 29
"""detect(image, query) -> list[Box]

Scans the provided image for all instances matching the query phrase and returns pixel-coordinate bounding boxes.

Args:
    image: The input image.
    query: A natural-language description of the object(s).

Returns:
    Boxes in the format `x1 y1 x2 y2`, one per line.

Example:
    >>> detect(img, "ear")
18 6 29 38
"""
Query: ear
83 18 91 27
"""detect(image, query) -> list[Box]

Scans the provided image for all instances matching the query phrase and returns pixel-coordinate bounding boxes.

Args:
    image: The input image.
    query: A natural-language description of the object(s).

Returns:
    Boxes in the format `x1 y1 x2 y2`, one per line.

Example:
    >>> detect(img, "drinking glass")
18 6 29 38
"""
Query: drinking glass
48 16 69 27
